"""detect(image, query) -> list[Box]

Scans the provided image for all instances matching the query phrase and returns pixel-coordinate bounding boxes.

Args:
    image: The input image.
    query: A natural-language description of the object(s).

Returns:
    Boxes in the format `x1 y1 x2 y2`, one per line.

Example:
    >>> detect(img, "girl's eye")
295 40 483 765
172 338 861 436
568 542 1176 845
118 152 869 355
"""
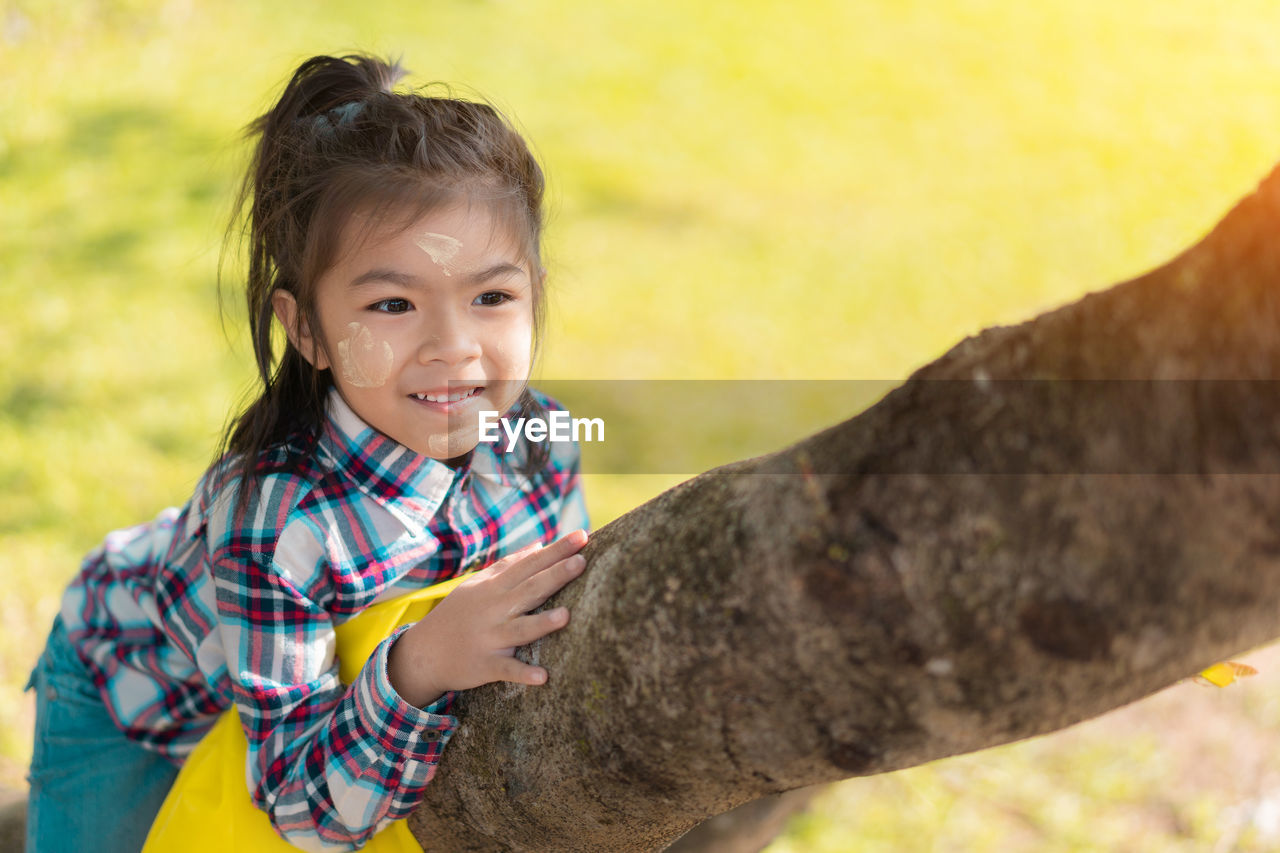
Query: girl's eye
474 291 512 307
371 298 412 314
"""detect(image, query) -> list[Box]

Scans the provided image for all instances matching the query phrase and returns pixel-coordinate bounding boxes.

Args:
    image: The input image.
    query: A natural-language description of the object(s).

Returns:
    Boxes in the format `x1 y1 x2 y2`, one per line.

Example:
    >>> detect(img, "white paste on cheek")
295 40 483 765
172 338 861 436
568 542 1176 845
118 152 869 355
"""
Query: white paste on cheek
337 322 394 388
413 232 463 277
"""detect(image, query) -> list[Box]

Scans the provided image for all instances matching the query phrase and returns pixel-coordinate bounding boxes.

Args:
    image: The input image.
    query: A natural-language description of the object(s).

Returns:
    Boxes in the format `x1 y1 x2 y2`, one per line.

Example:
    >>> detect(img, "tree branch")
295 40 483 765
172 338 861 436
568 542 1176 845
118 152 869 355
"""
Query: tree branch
409 162 1280 851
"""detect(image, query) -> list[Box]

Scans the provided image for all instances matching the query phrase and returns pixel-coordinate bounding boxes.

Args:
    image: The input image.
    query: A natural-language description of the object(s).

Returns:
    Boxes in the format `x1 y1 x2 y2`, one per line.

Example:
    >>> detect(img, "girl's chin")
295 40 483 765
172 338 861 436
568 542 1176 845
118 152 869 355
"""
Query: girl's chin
421 428 481 460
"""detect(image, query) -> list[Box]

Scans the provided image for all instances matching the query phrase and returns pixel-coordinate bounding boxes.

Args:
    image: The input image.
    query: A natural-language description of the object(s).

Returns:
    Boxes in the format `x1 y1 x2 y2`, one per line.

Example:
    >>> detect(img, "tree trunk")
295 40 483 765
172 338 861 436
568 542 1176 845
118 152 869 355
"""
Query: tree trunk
406 160 1280 851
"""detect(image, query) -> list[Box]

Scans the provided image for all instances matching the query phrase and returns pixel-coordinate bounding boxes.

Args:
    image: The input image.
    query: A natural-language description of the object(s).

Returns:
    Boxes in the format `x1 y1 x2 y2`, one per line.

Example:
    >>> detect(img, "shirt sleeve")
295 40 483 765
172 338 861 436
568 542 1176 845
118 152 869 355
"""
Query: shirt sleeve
212 517 458 852
554 448 590 537
528 388 590 538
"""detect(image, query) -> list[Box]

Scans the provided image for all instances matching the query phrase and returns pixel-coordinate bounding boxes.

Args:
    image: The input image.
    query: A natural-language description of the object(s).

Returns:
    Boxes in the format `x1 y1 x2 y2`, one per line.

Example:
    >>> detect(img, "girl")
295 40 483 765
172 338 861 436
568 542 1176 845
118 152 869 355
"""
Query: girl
25 53 589 852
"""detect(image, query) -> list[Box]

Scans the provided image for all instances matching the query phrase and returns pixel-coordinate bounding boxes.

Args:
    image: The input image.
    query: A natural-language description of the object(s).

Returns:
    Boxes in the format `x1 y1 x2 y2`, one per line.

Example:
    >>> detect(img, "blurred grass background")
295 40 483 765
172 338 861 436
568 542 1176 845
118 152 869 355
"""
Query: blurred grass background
4 0 1280 849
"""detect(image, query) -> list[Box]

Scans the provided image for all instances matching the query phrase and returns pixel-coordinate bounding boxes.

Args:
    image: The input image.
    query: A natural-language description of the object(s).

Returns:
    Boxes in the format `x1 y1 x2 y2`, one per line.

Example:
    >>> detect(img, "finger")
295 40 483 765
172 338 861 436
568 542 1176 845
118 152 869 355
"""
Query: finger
501 607 570 647
508 555 586 615
499 530 588 589
485 542 543 575
494 656 550 686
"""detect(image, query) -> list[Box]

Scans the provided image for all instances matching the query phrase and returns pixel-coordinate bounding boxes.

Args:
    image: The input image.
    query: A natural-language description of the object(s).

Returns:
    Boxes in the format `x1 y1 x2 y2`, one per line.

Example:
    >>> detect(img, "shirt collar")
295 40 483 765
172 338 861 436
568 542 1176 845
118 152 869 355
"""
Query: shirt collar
318 389 528 528
469 437 533 492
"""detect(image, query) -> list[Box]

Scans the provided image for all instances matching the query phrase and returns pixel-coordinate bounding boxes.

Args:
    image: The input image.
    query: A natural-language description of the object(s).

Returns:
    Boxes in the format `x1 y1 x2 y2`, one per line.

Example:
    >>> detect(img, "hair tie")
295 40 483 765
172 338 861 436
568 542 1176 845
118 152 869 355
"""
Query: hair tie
310 100 365 137
328 100 365 125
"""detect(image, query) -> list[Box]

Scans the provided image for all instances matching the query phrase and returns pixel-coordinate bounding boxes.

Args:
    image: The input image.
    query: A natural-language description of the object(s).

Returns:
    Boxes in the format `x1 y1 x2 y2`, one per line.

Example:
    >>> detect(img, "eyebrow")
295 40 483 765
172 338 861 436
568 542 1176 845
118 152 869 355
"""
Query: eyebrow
349 263 527 288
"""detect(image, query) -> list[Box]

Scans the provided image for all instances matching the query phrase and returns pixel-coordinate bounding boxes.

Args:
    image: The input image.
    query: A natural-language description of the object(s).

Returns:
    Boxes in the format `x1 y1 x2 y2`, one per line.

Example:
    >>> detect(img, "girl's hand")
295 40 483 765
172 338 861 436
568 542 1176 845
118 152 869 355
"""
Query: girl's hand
387 529 588 707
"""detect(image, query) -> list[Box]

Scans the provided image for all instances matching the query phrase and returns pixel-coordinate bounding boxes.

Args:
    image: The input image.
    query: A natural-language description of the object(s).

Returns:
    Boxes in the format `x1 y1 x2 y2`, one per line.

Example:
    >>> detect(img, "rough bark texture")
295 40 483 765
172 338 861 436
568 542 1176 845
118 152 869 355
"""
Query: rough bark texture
406 161 1280 851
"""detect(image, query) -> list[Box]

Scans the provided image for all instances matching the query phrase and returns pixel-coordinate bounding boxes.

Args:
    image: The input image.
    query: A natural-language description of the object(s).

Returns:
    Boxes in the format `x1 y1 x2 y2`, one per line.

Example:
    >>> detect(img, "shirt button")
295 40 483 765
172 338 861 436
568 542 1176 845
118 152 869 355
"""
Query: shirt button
46 686 58 702
423 730 442 742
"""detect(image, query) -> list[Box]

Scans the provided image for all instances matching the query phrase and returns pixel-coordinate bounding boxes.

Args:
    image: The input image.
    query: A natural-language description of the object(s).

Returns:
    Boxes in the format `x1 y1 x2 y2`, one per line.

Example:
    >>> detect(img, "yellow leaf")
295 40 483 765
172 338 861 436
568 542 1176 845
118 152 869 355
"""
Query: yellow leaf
1196 661 1258 688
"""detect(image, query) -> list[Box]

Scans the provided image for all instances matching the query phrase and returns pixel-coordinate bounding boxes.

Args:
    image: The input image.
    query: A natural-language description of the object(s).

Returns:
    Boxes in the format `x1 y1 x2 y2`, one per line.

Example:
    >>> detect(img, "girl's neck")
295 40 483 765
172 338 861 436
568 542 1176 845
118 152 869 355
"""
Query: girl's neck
440 450 473 470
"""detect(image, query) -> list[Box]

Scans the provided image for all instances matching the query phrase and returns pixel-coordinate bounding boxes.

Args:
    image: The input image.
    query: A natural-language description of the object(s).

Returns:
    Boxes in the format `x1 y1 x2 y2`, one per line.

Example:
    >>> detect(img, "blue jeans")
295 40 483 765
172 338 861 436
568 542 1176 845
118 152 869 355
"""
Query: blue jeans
25 616 179 853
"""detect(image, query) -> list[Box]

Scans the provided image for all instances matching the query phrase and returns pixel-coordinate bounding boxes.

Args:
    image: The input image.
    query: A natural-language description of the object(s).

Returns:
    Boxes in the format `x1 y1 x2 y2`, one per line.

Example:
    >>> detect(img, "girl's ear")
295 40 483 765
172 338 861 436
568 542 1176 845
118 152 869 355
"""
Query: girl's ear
271 290 331 371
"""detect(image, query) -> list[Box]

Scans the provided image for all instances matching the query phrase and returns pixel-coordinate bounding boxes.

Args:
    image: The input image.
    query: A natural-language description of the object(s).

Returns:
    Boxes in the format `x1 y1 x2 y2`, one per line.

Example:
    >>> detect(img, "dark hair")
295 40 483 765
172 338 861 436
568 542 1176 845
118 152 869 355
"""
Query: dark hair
216 53 551 512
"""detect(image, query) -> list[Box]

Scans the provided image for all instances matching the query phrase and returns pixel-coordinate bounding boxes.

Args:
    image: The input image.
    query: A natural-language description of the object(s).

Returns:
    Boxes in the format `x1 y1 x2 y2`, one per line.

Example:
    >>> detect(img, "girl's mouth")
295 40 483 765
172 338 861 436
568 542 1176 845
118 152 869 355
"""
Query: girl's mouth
409 386 484 412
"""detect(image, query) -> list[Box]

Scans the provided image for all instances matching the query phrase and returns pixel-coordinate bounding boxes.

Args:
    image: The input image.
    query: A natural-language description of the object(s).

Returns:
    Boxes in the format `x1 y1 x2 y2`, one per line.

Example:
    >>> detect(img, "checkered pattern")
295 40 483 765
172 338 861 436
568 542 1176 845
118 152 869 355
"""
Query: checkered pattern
60 388 588 850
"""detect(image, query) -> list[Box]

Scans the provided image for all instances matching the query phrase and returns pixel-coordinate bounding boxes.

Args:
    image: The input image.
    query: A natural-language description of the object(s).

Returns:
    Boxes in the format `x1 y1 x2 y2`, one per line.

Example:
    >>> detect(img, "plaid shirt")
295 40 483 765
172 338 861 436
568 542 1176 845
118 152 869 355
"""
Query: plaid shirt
59 388 588 851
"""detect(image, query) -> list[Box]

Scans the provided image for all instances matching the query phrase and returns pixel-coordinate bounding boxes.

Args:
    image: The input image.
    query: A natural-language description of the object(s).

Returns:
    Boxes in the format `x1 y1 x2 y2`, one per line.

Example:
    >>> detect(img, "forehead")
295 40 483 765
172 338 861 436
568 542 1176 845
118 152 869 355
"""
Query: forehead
335 198 526 266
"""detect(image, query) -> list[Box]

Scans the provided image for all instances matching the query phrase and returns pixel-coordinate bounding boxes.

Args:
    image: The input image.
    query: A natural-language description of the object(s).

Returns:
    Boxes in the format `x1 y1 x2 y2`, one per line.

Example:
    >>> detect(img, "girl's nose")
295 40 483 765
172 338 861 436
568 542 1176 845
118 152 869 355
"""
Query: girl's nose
417 314 481 365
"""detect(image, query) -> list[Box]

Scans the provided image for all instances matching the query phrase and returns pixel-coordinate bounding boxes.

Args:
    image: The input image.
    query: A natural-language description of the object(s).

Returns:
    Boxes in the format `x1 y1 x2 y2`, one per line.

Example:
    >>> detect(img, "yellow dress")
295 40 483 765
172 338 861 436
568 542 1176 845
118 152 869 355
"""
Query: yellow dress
143 573 470 852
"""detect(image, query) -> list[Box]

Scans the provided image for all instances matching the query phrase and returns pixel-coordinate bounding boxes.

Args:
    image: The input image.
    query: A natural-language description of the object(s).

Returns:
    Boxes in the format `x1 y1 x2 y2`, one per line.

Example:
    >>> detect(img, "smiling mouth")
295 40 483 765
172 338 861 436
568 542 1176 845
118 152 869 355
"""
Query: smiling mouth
410 387 484 404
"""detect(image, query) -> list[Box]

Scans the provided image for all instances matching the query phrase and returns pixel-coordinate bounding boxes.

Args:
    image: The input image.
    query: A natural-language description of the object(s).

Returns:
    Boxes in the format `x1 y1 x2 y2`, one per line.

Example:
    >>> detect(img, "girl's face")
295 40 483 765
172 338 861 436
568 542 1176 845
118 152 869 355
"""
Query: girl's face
275 202 535 462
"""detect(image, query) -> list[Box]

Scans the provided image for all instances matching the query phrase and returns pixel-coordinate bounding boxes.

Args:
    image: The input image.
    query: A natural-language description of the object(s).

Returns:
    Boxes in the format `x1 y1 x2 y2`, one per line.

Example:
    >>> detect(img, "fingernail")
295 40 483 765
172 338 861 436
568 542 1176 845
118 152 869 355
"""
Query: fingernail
569 555 586 570
532 670 546 684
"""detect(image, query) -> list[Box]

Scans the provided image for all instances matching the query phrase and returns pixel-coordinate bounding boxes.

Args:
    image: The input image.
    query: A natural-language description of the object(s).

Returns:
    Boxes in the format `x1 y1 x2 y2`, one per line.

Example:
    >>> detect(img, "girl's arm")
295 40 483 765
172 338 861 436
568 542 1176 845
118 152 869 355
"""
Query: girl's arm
213 521 455 851
212 517 587 850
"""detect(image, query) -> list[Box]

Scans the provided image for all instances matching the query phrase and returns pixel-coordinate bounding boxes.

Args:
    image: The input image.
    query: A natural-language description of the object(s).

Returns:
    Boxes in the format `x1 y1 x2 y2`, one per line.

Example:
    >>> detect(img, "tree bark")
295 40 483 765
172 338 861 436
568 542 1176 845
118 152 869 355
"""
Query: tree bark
408 162 1280 851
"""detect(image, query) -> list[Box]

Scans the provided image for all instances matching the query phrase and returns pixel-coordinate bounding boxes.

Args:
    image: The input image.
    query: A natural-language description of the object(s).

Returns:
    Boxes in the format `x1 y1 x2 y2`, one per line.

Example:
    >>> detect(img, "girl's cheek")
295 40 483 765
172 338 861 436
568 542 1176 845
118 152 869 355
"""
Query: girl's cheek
499 314 534 369
495 337 530 379
337 321 394 388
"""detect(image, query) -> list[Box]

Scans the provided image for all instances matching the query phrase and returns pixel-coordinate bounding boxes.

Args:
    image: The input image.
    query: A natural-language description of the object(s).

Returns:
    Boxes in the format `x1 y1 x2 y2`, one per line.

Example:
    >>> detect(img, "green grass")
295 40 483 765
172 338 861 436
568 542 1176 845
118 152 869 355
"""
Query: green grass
5 0 1280 847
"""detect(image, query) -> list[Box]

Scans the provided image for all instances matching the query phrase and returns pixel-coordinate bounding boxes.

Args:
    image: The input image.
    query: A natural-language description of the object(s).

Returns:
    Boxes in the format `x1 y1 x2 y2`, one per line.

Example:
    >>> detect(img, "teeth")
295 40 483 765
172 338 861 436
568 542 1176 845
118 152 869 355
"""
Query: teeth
415 388 480 403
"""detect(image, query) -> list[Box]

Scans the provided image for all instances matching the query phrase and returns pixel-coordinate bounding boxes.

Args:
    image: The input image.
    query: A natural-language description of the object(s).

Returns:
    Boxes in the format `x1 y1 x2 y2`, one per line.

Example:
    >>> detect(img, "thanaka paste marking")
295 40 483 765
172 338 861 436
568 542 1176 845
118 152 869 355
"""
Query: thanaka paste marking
337 322 394 388
427 432 450 456
413 231 463 276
